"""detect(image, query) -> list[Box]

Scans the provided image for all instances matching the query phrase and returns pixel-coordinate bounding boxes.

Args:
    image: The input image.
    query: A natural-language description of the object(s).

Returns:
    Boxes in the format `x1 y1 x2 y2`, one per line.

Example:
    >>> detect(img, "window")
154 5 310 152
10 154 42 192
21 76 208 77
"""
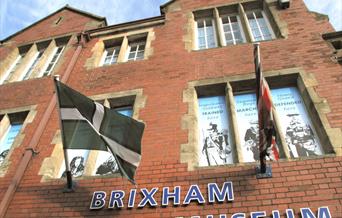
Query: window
0 44 31 84
322 31 342 64
102 46 120 66
0 111 28 165
22 50 45 80
198 96 233 166
93 106 133 176
96 33 149 66
1 54 25 84
40 90 146 181
246 11 274 41
182 72 335 169
58 105 134 178
41 46 65 76
127 41 145 61
271 87 323 158
221 15 245 45
196 18 217 49
192 1 279 50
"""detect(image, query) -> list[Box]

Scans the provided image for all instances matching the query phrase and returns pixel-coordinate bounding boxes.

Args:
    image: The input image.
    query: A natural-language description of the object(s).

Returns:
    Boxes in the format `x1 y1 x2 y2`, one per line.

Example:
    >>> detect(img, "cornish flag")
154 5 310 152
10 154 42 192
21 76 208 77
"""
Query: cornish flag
54 79 144 184
254 43 279 162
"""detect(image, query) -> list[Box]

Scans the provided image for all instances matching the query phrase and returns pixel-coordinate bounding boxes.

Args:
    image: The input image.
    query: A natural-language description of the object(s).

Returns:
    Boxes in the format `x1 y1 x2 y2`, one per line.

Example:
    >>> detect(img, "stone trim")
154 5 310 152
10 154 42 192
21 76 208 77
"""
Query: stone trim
184 0 287 51
39 89 146 182
181 68 340 170
85 28 155 70
0 105 37 177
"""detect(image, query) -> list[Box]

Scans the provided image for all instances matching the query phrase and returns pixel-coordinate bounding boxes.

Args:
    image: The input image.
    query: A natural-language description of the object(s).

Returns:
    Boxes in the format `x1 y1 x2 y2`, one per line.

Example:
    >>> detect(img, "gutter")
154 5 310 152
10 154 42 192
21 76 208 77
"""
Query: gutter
0 32 86 218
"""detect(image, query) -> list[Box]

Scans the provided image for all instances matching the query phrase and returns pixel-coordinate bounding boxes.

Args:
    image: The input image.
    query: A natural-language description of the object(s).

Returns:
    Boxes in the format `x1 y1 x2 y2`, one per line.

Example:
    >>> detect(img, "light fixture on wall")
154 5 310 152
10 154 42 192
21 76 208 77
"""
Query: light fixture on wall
278 0 290 9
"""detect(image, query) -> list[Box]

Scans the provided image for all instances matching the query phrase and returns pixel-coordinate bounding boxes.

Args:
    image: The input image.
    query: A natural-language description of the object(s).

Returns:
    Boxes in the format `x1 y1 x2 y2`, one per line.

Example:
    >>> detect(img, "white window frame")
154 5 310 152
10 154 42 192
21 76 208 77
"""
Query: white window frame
246 10 275 42
40 46 65 77
126 41 146 61
219 14 246 46
100 46 121 66
195 18 218 50
20 51 43 81
0 55 22 84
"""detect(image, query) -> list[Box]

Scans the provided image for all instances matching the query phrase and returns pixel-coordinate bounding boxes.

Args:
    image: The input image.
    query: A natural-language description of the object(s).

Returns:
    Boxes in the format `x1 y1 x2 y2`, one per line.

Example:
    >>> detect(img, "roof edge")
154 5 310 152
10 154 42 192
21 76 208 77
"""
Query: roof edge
160 0 177 14
1 5 107 43
85 15 165 37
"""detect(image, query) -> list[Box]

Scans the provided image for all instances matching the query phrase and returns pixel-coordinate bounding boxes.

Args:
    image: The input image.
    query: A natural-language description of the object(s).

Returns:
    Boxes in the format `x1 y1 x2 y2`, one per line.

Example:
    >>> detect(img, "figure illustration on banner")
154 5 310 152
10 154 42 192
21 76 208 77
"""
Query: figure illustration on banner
202 122 231 166
243 121 259 161
285 114 319 157
62 156 85 178
96 155 119 175
0 149 9 165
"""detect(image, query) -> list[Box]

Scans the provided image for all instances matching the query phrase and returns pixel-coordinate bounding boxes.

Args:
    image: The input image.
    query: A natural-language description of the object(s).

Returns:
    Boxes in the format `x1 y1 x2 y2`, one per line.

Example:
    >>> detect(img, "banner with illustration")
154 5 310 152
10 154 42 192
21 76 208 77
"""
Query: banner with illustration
93 150 119 176
271 87 323 157
59 149 89 178
234 94 259 162
198 96 233 166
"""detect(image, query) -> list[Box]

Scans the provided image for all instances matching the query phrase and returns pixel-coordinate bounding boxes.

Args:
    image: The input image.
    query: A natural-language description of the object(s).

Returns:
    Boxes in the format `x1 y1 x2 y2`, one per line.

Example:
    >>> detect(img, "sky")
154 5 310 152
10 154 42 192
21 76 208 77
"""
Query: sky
0 0 341 40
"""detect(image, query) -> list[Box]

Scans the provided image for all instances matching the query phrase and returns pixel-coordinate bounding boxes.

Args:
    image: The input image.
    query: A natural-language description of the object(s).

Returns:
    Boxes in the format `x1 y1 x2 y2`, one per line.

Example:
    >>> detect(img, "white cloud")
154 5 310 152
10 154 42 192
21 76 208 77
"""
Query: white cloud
303 0 342 31
0 0 168 39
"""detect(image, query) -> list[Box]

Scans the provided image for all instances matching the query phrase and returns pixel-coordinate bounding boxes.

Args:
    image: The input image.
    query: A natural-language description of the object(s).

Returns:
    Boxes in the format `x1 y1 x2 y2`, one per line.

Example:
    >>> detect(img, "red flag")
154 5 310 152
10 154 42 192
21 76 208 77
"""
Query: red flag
254 44 279 169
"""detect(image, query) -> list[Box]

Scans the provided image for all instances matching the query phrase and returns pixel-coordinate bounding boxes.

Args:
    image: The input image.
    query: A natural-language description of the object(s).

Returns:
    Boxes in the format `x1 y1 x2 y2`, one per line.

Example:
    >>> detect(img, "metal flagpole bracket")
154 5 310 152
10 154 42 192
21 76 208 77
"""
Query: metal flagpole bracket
256 164 272 179
63 176 77 193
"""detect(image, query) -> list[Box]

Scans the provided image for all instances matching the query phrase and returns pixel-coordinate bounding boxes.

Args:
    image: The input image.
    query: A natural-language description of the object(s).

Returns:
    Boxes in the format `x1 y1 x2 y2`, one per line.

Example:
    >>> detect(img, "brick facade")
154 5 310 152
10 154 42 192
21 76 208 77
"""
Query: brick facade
0 0 341 217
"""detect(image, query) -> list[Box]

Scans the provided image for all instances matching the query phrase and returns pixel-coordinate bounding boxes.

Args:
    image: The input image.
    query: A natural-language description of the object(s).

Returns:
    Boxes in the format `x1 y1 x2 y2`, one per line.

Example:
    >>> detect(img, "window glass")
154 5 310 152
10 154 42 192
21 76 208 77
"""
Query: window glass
93 106 133 176
234 93 259 162
1 54 25 84
271 87 323 157
221 15 244 45
127 42 145 61
23 50 44 80
0 124 23 164
43 46 64 76
247 11 273 41
103 46 120 66
198 96 233 166
197 19 217 49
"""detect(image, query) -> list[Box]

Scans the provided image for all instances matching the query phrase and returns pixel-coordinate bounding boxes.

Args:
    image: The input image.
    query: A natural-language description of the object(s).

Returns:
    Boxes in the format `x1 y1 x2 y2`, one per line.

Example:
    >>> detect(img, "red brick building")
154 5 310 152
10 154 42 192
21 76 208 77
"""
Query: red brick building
0 0 341 217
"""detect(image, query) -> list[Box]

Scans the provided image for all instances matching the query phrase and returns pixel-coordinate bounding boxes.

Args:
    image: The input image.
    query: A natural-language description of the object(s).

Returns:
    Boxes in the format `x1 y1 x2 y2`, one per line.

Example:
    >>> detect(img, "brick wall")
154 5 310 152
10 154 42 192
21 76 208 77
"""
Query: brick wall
0 0 341 217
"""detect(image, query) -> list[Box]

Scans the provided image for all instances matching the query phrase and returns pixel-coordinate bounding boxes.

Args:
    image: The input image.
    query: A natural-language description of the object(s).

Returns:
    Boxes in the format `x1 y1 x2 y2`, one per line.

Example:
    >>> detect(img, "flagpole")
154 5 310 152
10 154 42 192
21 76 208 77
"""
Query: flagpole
254 43 267 175
53 75 75 192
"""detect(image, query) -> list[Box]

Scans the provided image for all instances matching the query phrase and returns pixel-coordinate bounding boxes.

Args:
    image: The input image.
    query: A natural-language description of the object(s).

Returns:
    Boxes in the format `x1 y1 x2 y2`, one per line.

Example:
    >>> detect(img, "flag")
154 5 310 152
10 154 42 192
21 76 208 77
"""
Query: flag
254 44 279 164
54 79 144 184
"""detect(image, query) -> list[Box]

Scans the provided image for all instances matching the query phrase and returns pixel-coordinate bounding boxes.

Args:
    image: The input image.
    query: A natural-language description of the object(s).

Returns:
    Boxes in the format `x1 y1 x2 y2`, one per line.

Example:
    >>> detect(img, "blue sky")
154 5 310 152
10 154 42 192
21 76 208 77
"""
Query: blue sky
0 0 341 40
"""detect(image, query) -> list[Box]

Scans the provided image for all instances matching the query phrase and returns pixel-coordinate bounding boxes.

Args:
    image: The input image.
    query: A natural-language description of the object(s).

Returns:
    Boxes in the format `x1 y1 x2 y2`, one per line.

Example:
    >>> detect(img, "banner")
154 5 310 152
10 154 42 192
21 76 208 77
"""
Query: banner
198 96 233 166
93 150 119 175
271 87 323 157
234 93 259 162
59 149 89 178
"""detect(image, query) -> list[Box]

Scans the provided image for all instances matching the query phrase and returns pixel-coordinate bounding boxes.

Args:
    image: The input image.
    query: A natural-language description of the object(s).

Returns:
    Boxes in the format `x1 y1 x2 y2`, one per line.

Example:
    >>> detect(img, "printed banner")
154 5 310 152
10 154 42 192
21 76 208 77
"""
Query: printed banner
198 96 233 166
234 94 259 162
271 87 323 157
59 149 89 178
93 150 119 175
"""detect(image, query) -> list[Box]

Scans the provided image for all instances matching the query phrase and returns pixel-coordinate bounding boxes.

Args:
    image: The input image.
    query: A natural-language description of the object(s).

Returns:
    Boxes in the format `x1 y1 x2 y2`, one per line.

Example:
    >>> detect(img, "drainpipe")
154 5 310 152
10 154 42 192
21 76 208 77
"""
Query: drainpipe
0 32 86 218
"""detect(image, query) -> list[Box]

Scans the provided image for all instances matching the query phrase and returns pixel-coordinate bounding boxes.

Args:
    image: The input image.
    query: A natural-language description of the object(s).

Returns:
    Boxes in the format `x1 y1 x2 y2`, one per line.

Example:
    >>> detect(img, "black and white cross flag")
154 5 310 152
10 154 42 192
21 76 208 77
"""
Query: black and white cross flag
54 79 144 184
